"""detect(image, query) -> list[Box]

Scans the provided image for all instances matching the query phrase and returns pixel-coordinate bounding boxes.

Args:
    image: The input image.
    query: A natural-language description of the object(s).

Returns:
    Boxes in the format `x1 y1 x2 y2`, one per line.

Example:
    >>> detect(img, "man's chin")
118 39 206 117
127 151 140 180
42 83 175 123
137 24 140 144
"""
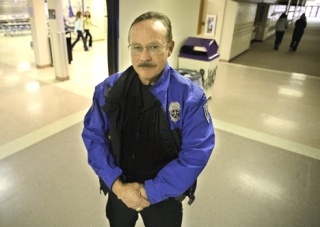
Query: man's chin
137 72 158 84
137 69 157 77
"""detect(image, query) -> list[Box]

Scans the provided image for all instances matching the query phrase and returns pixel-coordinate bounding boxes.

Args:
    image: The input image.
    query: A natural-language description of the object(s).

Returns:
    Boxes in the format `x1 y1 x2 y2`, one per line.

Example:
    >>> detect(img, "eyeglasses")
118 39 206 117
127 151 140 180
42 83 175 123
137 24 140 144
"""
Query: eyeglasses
128 42 168 55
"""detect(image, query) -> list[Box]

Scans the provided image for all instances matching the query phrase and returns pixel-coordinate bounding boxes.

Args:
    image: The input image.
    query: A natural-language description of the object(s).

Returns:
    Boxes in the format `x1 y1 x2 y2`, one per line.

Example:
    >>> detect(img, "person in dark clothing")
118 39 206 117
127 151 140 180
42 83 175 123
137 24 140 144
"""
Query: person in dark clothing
290 14 307 52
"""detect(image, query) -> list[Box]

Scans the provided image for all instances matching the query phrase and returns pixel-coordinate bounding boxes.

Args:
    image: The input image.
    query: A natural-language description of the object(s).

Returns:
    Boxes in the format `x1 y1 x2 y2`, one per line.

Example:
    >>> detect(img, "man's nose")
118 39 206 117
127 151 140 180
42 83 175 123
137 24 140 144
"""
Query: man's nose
139 47 152 61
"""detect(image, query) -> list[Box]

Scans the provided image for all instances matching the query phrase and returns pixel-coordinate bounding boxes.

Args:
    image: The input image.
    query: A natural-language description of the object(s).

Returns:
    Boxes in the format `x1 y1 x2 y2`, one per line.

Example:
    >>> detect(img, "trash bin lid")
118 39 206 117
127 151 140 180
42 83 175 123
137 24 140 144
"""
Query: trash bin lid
179 37 219 61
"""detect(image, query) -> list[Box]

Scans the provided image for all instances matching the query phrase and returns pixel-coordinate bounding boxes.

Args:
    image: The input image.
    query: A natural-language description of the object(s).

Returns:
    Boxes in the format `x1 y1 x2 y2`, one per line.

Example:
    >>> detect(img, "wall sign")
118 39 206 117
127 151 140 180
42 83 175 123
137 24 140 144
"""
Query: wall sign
205 15 216 36
48 9 56 19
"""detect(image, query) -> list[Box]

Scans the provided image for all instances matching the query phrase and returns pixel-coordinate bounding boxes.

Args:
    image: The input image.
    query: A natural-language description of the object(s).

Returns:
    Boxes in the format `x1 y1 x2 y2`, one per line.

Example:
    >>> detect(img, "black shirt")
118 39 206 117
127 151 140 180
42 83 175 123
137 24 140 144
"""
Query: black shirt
120 76 172 183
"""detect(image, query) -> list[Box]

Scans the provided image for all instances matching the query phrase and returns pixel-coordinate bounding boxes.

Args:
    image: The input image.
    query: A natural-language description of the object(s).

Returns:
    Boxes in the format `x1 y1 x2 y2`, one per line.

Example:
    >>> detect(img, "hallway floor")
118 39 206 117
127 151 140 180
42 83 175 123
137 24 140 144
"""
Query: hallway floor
0 18 319 227
231 17 320 77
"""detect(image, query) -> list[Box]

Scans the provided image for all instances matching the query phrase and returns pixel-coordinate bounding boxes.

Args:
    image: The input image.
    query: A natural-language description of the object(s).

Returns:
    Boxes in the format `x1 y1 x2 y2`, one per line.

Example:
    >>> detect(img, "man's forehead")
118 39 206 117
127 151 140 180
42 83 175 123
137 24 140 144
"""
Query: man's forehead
129 20 167 43
130 20 166 34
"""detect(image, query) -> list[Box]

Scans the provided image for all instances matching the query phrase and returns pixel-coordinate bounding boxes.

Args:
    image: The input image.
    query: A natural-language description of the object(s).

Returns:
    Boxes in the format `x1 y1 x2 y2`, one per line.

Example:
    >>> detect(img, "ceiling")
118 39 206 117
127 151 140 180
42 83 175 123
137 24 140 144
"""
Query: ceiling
0 0 27 15
232 0 306 5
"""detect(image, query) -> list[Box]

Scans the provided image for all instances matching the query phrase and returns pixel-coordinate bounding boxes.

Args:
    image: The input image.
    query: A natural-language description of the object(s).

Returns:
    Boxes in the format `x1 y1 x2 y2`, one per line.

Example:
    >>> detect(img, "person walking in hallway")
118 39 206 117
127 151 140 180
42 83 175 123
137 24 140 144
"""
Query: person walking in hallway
71 11 88 51
274 13 288 50
82 11 215 227
84 10 96 48
290 13 307 52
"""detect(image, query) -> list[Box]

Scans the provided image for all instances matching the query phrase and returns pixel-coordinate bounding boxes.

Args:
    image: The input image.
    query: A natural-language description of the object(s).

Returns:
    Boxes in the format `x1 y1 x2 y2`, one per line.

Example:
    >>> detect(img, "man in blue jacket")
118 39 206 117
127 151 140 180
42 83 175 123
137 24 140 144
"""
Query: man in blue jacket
82 11 215 227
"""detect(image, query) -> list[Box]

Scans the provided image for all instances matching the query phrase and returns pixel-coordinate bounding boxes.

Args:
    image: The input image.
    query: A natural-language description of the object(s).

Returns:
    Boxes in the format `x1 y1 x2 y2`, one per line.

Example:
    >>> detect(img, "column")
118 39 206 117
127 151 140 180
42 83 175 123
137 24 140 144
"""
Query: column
27 0 51 68
47 0 69 81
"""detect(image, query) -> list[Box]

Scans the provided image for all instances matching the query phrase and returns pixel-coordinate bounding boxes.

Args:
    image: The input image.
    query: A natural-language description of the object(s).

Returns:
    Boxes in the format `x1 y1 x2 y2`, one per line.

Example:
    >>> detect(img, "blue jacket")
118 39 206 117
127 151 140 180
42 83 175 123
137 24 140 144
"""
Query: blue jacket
82 63 215 204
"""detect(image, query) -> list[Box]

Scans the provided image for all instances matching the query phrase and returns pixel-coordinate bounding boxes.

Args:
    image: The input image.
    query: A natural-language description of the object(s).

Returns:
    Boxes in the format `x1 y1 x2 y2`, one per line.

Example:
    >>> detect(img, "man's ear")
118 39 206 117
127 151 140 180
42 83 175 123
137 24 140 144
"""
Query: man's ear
168 41 175 57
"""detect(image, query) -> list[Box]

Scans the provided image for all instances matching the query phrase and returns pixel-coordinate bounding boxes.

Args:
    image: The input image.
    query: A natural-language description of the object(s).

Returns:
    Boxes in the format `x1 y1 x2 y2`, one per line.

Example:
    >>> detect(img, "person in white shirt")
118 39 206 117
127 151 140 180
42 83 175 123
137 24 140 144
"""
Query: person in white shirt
71 11 88 51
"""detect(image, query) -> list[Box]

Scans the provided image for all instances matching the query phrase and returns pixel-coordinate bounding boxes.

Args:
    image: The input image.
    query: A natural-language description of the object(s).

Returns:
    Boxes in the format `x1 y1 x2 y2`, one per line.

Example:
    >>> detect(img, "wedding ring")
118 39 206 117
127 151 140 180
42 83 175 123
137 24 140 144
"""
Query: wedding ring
136 207 142 212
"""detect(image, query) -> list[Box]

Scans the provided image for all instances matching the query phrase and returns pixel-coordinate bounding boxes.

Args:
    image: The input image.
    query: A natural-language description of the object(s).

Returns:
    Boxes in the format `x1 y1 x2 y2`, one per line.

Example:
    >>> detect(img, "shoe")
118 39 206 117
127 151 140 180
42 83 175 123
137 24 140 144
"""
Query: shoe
274 46 278 51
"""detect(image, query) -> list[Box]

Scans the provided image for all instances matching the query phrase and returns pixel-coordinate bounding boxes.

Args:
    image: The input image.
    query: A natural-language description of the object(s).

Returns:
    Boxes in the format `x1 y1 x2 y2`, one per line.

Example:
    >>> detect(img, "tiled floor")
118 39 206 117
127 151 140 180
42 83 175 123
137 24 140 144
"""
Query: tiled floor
0 18 320 227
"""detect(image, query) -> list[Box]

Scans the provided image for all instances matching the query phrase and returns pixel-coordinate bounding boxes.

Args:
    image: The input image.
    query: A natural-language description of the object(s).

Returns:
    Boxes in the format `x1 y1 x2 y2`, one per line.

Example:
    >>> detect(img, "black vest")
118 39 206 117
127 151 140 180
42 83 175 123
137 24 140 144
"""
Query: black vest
120 75 178 183
100 67 196 204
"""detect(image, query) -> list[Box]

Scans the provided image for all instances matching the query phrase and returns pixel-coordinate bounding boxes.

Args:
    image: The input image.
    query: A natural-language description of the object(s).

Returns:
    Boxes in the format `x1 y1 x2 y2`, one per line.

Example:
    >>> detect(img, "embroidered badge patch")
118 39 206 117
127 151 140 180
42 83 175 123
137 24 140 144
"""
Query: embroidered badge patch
169 102 181 122
203 101 210 123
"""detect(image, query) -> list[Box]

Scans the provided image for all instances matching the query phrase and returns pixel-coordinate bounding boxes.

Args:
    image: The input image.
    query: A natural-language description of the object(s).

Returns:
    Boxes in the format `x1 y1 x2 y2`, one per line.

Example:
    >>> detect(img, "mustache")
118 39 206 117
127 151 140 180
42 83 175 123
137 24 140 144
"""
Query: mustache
138 62 157 68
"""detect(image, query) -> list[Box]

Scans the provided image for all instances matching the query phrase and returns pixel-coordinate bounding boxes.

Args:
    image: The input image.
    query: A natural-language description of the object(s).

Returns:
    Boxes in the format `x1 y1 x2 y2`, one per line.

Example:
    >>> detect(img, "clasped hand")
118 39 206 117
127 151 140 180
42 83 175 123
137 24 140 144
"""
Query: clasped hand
112 179 150 211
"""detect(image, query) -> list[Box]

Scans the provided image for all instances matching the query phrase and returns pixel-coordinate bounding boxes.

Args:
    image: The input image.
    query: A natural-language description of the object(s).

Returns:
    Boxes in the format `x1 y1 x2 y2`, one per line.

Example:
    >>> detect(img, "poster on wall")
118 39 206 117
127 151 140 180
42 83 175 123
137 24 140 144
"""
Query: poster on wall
205 15 216 36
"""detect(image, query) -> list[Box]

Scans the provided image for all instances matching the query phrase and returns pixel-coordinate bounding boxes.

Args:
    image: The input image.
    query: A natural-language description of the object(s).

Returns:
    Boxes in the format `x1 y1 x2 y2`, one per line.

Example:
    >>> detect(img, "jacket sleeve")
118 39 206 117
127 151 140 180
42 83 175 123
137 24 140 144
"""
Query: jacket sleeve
144 86 215 204
81 82 122 189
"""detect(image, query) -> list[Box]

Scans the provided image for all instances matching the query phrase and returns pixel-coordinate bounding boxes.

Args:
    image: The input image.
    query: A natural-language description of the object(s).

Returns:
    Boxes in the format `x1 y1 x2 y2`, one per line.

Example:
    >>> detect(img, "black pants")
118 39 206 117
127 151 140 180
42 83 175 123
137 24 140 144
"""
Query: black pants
71 30 88 50
106 191 183 227
84 29 92 47
290 31 304 51
274 31 285 49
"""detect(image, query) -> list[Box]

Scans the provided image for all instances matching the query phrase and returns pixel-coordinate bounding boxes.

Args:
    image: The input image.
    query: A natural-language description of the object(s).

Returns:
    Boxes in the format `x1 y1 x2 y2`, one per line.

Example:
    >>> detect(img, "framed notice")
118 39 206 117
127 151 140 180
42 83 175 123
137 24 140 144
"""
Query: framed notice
48 9 56 19
205 15 216 36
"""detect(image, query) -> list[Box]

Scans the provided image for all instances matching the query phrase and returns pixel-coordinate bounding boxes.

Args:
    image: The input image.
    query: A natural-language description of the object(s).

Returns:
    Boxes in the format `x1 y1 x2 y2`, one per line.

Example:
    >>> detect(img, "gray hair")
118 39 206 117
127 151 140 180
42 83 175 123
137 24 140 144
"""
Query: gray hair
129 11 173 42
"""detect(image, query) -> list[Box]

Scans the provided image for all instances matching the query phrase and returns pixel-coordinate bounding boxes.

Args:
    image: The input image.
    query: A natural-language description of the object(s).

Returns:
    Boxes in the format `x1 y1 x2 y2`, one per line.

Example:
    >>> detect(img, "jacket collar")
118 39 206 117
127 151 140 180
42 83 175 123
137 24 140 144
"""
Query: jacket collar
150 63 171 109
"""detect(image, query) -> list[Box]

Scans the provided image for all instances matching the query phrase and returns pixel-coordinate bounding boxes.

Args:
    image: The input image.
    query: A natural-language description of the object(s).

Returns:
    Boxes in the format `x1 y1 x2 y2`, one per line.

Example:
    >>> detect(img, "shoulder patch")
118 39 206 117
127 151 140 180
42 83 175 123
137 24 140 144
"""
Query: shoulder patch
169 102 181 123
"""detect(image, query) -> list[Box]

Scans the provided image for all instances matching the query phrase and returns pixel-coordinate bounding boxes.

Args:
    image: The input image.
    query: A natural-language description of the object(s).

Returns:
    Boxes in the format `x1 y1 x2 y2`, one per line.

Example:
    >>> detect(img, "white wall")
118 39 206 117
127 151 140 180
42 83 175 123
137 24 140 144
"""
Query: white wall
230 2 257 60
219 0 237 61
83 0 107 41
27 0 51 68
119 0 201 71
70 0 261 65
200 0 227 45
216 1 257 61
112 0 273 67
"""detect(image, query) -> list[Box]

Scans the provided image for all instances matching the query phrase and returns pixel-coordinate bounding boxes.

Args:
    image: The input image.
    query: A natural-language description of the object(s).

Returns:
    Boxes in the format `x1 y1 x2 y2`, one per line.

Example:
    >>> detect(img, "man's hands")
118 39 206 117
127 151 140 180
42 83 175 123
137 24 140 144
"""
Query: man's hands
112 179 150 211
140 186 148 201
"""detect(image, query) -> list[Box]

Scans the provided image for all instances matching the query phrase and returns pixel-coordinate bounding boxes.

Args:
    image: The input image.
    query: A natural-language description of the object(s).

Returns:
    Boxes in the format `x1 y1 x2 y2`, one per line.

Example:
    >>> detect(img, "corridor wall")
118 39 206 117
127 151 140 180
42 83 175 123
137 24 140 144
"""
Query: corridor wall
118 0 201 70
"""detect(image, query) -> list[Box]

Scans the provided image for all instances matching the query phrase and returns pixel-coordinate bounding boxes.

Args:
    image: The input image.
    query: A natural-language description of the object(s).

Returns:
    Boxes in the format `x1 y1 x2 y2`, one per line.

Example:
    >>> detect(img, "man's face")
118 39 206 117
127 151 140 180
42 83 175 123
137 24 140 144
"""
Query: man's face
129 19 174 85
